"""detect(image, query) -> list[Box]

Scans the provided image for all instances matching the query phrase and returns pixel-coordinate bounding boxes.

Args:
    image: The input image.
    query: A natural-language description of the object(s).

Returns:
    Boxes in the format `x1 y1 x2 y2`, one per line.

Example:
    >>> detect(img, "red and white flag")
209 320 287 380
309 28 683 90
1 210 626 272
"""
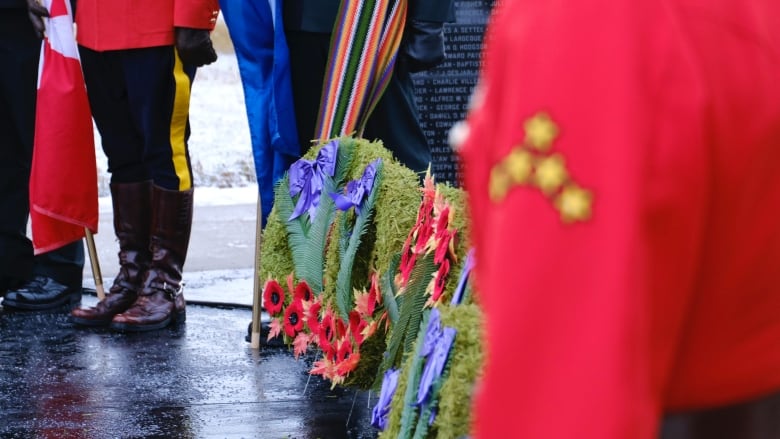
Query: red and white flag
30 0 98 254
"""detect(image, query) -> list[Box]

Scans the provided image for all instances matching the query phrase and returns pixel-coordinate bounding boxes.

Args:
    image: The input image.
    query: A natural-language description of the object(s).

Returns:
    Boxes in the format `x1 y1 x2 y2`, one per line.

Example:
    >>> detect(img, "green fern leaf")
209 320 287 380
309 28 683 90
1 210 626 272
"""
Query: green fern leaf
381 253 401 324
377 254 436 383
402 256 436 357
273 139 355 295
334 161 385 319
398 309 430 439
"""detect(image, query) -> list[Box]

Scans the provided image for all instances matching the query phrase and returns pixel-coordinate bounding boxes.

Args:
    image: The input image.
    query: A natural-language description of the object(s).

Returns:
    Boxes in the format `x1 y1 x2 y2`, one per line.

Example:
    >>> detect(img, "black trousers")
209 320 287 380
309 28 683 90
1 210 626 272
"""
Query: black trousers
0 9 84 292
286 30 432 174
79 45 197 191
660 390 780 439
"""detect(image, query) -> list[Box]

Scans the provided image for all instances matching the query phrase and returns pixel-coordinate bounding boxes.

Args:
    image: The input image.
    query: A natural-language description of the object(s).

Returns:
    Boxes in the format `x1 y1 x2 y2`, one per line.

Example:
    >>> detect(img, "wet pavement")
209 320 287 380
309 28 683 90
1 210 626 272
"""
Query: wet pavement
0 293 377 439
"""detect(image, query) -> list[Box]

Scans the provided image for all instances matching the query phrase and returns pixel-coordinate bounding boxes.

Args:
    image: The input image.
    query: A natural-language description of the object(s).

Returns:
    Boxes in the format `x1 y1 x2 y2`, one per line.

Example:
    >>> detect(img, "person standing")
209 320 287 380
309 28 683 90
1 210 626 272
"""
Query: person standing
283 0 454 174
69 0 219 331
0 0 84 312
460 0 780 437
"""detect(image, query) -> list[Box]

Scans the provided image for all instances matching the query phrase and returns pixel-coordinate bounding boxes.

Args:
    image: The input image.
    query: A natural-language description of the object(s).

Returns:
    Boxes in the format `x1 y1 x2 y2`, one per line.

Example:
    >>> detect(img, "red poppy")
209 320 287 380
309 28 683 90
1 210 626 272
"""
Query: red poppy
336 338 354 363
348 310 368 345
305 300 322 334
335 339 361 376
355 275 379 319
335 316 348 340
413 209 435 255
294 280 313 303
434 228 457 265
262 279 285 316
283 299 304 338
318 311 336 358
431 258 451 303
399 254 416 287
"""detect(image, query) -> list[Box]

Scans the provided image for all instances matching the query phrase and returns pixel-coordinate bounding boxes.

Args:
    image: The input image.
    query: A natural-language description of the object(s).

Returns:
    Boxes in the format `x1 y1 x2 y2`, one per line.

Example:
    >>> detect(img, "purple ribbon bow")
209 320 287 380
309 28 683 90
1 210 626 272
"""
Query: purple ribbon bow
288 140 338 221
371 367 400 430
416 308 457 412
450 249 474 305
331 158 381 215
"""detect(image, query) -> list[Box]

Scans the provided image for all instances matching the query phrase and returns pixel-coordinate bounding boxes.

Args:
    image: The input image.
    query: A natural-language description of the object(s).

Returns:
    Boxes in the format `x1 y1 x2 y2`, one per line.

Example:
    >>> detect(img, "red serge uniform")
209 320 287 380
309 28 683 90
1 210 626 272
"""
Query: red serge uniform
461 0 780 437
76 0 219 50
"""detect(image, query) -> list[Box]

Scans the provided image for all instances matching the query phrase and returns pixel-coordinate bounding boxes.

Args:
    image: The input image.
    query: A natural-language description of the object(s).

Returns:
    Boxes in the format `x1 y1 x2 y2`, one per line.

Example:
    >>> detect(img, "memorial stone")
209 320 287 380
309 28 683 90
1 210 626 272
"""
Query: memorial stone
414 0 495 185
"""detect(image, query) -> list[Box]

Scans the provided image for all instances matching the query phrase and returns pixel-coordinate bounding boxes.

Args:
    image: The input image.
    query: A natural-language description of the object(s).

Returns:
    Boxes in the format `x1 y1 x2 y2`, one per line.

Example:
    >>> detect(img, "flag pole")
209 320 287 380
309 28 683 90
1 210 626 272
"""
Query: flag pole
250 193 263 349
84 228 105 300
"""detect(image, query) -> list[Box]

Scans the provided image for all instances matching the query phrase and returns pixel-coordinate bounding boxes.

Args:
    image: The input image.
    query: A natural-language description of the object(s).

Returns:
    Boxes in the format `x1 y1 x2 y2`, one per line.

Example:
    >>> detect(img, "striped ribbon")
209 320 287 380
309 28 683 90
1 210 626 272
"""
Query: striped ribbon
315 0 408 142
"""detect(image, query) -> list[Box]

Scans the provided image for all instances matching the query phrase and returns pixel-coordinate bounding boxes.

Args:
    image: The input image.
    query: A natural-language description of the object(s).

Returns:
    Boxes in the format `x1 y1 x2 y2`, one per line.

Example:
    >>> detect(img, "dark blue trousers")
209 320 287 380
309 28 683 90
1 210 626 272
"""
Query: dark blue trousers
0 9 84 292
79 45 197 191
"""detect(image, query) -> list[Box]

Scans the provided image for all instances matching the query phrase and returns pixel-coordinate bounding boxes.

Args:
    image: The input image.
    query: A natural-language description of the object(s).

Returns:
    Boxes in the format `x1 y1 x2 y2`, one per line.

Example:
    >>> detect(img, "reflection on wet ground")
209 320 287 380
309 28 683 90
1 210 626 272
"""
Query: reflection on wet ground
0 294 376 438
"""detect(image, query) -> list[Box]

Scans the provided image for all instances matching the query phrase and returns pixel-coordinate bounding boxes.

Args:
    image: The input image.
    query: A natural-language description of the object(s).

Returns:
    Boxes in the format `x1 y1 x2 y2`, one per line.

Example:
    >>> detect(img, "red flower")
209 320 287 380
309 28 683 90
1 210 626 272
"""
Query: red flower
336 338 354 363
318 310 336 358
413 209 435 255
262 279 285 316
294 280 313 303
305 300 322 334
335 339 360 376
431 258 450 303
283 299 304 338
399 176 439 287
348 310 368 345
335 316 347 340
355 274 380 319
398 234 417 287
434 228 457 265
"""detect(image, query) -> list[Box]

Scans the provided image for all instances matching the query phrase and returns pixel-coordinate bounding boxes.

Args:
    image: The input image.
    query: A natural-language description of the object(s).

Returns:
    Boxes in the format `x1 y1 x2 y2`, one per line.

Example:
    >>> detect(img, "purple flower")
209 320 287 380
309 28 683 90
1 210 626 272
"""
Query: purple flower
416 327 456 407
450 248 474 305
288 140 338 221
331 159 381 215
421 308 442 358
371 368 400 430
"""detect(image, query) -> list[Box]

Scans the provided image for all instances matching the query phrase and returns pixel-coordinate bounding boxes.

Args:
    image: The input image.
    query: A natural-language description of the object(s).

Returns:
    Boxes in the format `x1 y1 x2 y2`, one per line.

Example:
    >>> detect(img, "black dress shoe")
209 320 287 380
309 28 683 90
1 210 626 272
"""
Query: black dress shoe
2 275 81 311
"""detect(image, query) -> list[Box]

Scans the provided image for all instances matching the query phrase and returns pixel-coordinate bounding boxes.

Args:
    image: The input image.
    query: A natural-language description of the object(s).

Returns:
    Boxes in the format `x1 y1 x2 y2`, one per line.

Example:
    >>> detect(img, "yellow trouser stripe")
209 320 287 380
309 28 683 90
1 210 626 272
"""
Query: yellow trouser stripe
170 50 192 191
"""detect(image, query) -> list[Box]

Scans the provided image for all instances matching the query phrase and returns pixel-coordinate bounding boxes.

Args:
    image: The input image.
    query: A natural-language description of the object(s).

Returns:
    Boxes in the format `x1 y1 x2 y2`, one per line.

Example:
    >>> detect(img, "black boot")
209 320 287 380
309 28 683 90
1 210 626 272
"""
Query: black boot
111 186 191 332
71 181 152 326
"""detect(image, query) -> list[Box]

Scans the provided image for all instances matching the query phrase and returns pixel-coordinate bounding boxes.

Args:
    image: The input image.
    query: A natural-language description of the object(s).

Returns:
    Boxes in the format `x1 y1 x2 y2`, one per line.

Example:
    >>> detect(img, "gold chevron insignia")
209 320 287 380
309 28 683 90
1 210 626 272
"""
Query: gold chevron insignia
488 112 593 224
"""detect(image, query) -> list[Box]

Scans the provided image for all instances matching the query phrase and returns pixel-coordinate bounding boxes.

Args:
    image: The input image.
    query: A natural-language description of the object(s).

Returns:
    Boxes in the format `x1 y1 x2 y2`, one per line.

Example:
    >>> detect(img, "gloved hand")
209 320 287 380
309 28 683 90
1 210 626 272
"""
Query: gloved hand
26 0 49 39
174 27 217 67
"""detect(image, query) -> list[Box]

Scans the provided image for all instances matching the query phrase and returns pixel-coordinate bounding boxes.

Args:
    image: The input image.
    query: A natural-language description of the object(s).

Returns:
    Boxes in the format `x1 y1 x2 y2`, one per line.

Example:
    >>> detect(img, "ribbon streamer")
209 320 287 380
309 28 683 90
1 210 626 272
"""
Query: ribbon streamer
288 140 338 220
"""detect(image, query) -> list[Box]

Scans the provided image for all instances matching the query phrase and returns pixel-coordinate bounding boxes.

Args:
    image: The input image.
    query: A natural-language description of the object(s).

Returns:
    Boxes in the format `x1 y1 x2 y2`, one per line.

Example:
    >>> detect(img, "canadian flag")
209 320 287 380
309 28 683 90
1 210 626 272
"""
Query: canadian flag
30 0 98 254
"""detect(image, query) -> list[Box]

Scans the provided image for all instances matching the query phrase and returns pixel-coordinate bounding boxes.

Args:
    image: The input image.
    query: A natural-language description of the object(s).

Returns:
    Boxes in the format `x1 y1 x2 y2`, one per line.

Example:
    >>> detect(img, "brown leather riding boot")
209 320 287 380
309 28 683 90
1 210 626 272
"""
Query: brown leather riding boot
71 181 152 326
110 186 192 332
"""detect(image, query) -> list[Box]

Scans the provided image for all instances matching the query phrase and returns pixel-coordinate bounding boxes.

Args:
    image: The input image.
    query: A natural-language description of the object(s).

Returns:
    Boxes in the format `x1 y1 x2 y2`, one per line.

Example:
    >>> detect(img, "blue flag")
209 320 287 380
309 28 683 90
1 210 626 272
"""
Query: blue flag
220 0 300 225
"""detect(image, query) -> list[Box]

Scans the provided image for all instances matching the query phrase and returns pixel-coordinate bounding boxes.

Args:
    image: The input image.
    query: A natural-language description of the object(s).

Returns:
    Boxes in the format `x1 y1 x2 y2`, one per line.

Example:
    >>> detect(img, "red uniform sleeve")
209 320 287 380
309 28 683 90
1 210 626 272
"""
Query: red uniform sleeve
174 0 220 30
461 1 709 437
